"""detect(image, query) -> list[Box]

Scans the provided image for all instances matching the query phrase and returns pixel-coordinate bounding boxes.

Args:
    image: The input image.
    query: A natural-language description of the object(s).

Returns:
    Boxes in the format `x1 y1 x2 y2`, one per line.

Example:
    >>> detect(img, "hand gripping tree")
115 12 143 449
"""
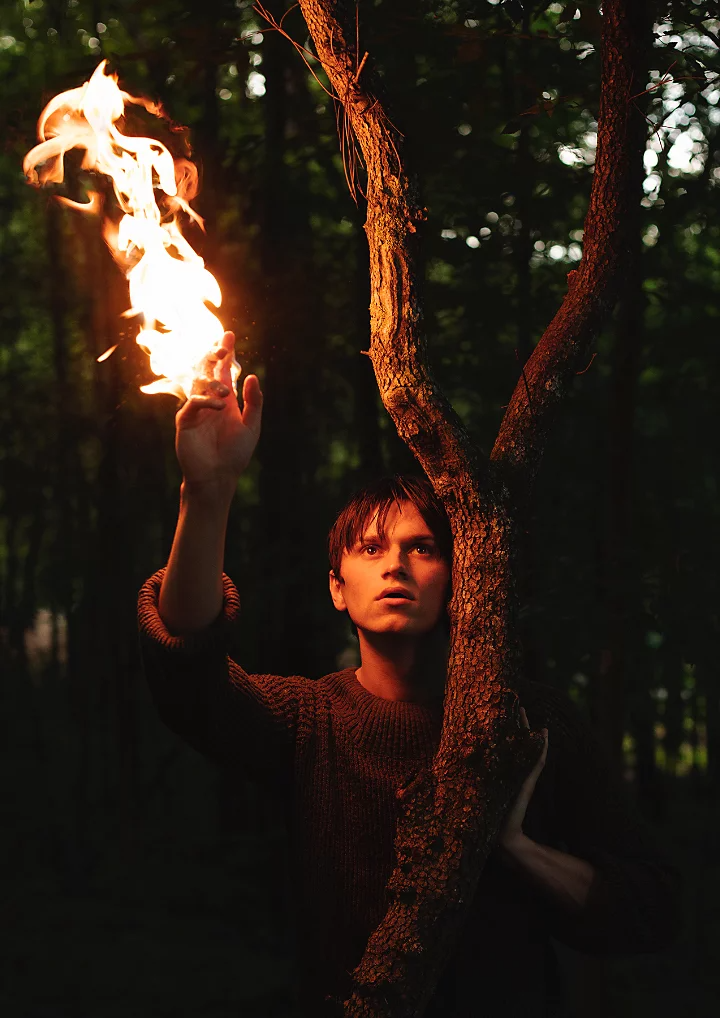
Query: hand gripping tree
293 1 649 1014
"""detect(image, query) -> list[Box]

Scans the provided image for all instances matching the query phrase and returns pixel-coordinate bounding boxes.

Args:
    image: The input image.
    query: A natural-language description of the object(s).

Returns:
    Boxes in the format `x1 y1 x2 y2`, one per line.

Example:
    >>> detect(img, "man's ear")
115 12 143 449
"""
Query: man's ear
329 569 347 612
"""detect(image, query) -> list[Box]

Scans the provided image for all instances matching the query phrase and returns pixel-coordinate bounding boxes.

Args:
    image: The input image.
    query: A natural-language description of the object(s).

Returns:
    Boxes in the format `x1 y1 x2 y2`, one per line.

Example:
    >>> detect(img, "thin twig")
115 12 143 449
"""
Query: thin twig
253 2 337 99
514 348 535 418
353 51 369 83
576 352 597 375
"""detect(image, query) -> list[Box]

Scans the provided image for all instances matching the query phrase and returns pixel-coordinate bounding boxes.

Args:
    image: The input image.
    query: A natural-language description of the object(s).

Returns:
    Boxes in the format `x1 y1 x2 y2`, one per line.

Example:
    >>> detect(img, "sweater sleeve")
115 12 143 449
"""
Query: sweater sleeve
526 684 682 955
137 568 314 790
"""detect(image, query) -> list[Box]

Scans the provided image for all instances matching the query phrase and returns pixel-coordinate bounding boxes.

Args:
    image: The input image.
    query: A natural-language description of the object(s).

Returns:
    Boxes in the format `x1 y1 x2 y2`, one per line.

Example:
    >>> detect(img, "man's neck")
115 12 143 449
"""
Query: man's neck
354 628 448 703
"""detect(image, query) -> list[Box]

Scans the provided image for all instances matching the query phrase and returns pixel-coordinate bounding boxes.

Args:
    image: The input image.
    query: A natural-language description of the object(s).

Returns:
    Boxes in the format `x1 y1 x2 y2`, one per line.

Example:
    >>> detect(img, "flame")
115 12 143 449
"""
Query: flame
23 60 238 401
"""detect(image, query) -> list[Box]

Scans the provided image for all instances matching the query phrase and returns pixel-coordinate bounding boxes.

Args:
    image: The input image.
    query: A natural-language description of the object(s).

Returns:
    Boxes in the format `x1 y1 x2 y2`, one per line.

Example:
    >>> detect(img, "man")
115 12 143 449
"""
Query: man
139 332 680 1017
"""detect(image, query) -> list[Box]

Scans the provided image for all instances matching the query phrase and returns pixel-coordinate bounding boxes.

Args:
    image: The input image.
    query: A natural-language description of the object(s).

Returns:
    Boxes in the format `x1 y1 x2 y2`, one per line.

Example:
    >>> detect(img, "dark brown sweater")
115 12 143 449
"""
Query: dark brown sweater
138 570 681 1018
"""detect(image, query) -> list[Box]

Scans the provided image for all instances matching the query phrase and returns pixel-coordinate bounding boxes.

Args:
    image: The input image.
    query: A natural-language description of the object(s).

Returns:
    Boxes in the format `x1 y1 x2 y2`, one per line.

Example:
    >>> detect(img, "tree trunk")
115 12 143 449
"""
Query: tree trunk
297 2 649 1014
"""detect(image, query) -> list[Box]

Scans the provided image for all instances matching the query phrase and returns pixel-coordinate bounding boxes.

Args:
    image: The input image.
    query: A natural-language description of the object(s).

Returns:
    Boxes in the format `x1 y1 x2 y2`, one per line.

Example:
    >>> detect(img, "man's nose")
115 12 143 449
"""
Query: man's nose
383 548 408 576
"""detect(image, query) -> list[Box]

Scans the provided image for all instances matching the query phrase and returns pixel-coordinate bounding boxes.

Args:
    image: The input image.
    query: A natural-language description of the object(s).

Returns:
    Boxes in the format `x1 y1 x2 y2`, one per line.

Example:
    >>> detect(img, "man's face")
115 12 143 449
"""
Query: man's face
329 500 451 636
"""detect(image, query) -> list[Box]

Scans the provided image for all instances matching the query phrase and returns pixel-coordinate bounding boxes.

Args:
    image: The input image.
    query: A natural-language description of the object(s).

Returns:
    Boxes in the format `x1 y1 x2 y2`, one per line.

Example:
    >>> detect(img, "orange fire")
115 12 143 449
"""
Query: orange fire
23 60 238 401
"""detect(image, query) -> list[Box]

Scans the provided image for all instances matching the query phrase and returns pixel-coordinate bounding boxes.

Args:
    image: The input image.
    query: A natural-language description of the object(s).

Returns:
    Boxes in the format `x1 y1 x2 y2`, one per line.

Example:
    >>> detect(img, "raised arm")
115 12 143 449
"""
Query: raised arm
158 331 263 634
141 346 315 784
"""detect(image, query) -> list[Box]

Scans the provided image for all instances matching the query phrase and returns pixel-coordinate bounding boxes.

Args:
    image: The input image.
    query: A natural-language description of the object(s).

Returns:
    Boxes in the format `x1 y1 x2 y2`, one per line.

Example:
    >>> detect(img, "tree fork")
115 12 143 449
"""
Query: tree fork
295 1 648 1015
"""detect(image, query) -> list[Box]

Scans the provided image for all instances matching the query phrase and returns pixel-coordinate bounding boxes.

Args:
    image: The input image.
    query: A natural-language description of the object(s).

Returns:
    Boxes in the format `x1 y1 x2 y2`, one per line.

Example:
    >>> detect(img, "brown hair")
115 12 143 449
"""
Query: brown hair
327 474 453 581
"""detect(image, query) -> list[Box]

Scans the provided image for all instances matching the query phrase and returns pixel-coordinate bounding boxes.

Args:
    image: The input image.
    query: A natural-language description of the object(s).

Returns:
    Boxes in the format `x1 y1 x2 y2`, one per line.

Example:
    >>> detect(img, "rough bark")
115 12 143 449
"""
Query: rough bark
295 1 648 1015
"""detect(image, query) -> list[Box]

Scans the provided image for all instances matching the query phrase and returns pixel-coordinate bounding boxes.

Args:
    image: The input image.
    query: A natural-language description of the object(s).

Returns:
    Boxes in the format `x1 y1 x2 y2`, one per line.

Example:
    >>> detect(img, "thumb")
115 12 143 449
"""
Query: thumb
241 374 263 431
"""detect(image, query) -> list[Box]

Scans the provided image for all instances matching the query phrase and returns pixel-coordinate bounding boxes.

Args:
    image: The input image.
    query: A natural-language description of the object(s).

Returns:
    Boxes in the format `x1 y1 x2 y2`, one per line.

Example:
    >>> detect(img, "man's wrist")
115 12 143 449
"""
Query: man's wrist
497 831 535 865
181 476 237 509
496 833 595 911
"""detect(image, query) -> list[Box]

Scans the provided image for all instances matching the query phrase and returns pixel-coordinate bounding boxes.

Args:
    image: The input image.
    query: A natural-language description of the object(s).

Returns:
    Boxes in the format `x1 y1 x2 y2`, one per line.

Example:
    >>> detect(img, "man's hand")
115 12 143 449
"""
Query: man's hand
498 707 548 851
159 332 262 634
495 709 595 911
175 331 263 495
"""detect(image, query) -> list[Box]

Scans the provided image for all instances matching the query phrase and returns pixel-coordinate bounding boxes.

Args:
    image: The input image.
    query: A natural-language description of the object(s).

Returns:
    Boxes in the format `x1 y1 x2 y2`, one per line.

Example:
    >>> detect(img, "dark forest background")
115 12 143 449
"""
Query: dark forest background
0 1 718 1015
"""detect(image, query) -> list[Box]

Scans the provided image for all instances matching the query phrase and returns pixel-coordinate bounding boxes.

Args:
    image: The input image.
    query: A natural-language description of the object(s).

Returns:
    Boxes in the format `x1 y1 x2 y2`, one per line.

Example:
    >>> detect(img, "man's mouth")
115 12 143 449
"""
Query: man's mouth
377 587 415 602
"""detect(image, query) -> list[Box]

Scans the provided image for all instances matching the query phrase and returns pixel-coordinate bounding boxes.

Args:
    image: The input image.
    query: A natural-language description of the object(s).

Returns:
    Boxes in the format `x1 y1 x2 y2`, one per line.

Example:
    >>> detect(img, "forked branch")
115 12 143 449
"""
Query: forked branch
294 2 648 1015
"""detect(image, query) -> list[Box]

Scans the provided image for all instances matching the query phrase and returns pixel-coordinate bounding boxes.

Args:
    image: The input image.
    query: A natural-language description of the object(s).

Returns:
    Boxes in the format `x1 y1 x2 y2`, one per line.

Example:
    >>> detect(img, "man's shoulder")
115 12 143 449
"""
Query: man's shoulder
314 666 358 688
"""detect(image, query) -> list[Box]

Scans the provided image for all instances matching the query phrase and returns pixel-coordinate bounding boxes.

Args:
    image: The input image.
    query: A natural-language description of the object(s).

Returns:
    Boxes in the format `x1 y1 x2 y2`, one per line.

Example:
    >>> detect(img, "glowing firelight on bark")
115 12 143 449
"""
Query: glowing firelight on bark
23 60 238 401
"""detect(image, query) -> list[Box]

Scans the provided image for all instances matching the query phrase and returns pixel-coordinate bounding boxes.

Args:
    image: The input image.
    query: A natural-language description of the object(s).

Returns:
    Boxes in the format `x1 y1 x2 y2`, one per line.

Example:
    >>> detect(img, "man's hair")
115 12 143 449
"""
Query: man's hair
328 474 453 581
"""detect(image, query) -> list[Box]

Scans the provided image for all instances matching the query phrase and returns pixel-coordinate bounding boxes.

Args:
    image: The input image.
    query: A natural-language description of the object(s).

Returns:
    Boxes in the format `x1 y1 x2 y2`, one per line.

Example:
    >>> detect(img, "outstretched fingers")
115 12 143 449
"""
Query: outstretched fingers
518 706 549 767
215 331 235 390
176 392 227 427
204 331 234 389
183 331 261 433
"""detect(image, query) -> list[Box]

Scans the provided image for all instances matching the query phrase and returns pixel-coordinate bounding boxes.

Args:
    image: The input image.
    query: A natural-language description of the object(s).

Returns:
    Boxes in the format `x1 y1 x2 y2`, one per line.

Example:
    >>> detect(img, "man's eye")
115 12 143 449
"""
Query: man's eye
362 544 379 555
414 545 433 555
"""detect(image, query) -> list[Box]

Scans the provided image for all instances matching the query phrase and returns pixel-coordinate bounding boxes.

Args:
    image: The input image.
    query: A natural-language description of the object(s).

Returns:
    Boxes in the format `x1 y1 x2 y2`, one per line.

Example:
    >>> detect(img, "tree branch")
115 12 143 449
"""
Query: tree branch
491 0 650 493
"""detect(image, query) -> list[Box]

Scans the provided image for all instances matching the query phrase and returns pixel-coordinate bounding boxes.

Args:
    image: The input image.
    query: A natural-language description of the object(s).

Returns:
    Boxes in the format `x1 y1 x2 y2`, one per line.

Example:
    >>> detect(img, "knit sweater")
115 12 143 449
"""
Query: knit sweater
138 570 681 1018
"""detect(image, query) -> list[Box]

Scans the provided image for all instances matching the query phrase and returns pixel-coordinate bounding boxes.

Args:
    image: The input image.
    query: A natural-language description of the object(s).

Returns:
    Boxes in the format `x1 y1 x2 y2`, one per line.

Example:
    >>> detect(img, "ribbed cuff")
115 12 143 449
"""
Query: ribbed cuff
137 567 241 655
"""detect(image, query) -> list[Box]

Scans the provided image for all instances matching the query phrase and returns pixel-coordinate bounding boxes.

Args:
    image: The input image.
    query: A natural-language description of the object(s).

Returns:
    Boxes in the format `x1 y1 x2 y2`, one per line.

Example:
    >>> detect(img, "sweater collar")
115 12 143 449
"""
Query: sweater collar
323 668 444 759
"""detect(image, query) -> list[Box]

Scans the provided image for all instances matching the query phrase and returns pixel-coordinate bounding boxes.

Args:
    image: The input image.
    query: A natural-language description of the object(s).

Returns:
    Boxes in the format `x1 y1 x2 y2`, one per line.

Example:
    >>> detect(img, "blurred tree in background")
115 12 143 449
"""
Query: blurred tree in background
0 1 718 1016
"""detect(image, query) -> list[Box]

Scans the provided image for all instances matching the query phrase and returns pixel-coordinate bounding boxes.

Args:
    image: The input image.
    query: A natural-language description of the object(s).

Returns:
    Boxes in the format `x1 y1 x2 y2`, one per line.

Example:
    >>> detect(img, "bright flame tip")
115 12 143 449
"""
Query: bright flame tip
24 60 229 402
